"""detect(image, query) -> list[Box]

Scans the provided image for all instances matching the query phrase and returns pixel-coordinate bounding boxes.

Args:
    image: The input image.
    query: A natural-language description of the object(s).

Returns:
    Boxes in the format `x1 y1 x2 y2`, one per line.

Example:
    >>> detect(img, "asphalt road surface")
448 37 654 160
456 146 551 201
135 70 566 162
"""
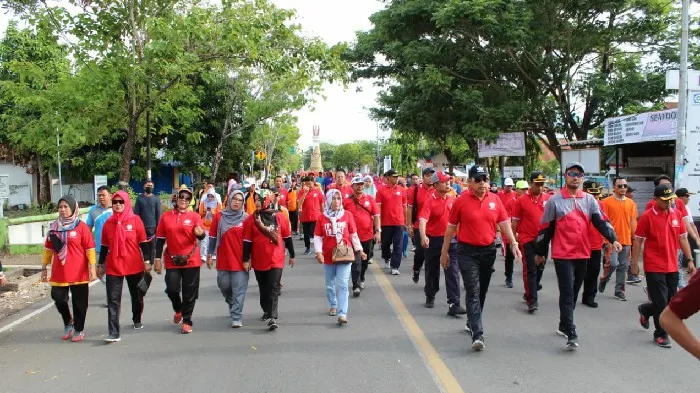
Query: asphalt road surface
1 239 698 393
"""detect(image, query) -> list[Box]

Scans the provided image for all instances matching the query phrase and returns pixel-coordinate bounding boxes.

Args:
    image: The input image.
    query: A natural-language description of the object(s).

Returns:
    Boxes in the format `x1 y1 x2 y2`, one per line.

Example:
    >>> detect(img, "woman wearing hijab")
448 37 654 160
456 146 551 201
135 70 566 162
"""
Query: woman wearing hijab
207 190 249 328
242 193 295 331
41 195 97 342
98 191 152 342
314 189 365 325
199 189 222 263
363 175 377 198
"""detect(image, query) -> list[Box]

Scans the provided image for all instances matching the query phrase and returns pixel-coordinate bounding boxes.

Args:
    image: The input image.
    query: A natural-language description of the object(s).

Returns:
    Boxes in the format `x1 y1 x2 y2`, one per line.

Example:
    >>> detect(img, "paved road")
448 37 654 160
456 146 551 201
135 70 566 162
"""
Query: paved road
1 239 698 393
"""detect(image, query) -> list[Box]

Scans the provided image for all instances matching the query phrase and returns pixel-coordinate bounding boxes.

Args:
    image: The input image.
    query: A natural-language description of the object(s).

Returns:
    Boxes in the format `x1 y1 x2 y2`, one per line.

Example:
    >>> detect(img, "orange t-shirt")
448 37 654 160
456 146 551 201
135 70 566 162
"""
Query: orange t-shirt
288 189 298 211
601 196 637 245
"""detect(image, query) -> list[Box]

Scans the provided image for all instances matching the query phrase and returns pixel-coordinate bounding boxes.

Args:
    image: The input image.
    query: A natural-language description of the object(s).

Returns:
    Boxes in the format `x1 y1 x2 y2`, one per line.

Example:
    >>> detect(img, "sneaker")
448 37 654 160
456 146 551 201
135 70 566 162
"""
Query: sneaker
582 300 598 308
384 260 390 269
104 334 121 343
359 281 366 289
471 336 485 351
412 247 416 252
303 248 310 255
181 323 193 334
391 269 400 275
267 318 279 330
566 336 579 350
402 251 408 258
133 323 144 329
412 270 420 284
528 302 539 313
61 323 74 340
337 316 348 325
231 321 243 328
614 292 627 301
655 337 672 348
464 322 471 334
598 280 607 293
353 288 361 297
556 329 568 338
424 296 435 308
537 284 543 291
505 278 513 288
71 331 85 342
522 294 528 303
447 303 467 316
329 308 337 316
173 312 183 324
260 313 270 321
638 305 649 330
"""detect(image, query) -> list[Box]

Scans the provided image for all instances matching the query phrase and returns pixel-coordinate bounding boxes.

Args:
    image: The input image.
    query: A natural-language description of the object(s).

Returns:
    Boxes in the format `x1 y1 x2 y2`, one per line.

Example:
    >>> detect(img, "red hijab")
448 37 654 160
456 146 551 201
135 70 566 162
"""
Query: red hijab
108 191 137 258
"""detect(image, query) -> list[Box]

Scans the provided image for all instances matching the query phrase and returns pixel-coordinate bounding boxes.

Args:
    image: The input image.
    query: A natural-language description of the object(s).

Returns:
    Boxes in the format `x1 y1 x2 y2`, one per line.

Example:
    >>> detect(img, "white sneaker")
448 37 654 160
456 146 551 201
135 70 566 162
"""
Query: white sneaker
385 260 391 269
231 321 243 328
359 281 366 289
391 269 400 275
556 329 568 338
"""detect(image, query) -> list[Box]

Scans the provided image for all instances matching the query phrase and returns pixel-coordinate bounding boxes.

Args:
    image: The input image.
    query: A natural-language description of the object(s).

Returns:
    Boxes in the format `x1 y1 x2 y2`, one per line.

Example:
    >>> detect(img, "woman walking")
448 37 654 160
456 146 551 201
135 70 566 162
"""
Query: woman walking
314 189 365 325
207 190 249 328
199 189 222 263
41 195 97 342
243 193 295 330
98 191 152 342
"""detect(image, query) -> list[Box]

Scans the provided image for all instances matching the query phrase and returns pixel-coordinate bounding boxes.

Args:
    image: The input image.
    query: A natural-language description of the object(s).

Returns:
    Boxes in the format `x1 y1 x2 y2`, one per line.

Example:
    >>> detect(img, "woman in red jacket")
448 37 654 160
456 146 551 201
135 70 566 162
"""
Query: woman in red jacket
98 191 152 342
243 192 295 331
207 190 249 328
314 189 365 325
41 195 97 342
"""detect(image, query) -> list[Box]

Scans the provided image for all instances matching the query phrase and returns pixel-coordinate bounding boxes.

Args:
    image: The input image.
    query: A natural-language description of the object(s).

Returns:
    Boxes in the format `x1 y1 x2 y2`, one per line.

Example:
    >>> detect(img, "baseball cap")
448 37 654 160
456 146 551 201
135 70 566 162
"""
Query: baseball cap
468 165 488 179
422 167 436 176
654 184 676 201
529 171 547 183
384 169 399 177
675 188 695 198
430 171 452 184
515 180 529 189
504 178 514 186
350 175 364 184
582 180 602 194
565 162 584 172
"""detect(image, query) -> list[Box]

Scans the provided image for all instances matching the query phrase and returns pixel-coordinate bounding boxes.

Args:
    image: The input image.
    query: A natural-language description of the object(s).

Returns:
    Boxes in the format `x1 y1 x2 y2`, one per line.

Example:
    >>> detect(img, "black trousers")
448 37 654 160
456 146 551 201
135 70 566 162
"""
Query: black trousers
425 237 461 305
255 268 283 319
106 273 145 336
51 284 89 332
640 272 679 339
289 211 299 233
412 230 426 273
554 259 587 338
145 227 157 262
381 225 404 268
522 242 544 303
456 243 496 339
582 249 602 304
504 244 514 280
352 240 373 289
302 221 316 249
165 267 200 326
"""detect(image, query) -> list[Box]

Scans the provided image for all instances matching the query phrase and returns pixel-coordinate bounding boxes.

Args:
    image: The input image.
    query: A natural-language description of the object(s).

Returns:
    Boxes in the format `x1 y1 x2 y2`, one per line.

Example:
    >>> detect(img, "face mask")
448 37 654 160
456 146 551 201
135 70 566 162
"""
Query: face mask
144 186 153 193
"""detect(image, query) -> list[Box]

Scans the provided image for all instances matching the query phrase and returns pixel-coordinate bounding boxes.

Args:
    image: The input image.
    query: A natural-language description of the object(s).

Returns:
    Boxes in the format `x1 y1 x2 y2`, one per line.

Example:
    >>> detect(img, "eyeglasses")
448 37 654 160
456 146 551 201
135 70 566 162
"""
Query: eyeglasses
112 200 125 205
616 184 628 188
565 172 584 178
231 198 244 203
178 195 192 201
474 176 489 183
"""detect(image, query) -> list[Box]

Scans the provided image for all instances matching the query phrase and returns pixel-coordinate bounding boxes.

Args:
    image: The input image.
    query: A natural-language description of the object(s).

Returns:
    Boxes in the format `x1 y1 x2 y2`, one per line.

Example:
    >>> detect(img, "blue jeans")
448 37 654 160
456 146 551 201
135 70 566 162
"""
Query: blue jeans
217 270 249 323
402 229 409 255
323 263 352 317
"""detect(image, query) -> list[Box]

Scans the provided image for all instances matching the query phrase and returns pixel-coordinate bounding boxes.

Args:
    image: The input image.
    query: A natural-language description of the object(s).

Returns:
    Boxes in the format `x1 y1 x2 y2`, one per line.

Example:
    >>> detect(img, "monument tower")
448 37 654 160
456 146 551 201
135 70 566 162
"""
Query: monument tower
310 125 323 173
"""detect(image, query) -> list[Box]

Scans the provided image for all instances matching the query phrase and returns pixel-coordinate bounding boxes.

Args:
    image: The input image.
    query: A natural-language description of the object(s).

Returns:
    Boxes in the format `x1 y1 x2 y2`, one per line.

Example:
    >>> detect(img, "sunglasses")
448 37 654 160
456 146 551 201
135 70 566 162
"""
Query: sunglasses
616 184 628 188
112 200 125 205
474 176 489 183
565 172 584 178
178 195 192 201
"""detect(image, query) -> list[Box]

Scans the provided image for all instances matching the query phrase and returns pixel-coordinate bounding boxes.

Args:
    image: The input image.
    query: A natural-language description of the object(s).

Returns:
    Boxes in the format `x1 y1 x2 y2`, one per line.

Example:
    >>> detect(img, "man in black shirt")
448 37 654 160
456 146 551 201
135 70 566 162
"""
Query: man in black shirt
134 180 162 261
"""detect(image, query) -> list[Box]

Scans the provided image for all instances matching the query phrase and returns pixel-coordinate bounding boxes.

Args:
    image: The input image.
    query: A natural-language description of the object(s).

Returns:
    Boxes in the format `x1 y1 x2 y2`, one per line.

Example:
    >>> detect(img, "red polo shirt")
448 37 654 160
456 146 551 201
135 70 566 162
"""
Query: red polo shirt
299 188 324 223
101 216 147 276
418 192 455 237
243 213 292 271
498 190 516 205
407 184 435 228
327 183 354 199
587 201 606 250
635 207 686 273
44 221 95 285
156 210 204 269
511 191 550 245
343 194 379 242
646 198 690 219
449 192 509 246
376 184 407 226
209 213 245 271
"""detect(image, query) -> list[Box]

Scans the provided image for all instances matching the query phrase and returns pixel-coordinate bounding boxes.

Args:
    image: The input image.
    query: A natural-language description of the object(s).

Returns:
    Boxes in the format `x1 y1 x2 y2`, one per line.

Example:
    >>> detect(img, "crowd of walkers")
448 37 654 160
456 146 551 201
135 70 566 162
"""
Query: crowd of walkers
15 163 700 361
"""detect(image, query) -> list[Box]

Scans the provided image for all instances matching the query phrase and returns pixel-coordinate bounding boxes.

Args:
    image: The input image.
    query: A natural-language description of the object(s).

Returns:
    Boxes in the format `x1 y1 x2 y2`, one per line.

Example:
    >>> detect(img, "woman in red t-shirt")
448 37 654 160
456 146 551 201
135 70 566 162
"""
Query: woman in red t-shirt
207 190 249 328
41 195 96 343
98 191 151 342
313 189 365 325
243 193 295 330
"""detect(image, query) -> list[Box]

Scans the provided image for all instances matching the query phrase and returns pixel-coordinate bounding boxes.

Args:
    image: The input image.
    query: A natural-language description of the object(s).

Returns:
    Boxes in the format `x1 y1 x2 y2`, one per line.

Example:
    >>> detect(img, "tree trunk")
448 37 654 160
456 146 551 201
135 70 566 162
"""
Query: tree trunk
211 138 225 183
36 155 51 205
120 119 138 182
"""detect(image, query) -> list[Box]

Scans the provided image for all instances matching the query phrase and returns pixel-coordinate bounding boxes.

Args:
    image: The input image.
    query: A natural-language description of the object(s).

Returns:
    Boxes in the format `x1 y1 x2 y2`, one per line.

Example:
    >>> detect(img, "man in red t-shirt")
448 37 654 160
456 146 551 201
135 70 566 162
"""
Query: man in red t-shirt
344 176 381 295
376 169 408 275
407 167 435 284
298 176 324 255
498 177 516 205
580 180 605 308
273 175 289 208
326 169 354 199
632 184 696 348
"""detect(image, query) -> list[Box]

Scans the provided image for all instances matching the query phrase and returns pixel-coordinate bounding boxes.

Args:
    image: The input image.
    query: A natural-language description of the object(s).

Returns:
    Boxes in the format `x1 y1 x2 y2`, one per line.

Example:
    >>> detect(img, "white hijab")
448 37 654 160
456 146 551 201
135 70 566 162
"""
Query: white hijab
323 189 345 243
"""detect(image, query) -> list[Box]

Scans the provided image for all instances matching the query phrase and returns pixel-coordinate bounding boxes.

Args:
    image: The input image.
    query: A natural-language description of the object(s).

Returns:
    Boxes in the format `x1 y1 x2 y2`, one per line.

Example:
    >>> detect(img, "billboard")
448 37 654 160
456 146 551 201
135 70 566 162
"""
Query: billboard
603 109 677 146
477 132 526 157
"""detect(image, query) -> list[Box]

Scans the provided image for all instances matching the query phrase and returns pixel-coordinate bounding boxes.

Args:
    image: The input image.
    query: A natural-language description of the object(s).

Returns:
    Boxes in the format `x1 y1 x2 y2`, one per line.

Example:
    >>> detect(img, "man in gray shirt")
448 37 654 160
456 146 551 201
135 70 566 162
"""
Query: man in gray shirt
134 180 162 261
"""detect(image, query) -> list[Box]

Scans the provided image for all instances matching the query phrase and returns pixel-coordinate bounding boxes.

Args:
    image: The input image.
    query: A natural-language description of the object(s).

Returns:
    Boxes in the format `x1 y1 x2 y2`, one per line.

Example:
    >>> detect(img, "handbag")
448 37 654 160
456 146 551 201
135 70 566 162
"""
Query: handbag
332 241 355 263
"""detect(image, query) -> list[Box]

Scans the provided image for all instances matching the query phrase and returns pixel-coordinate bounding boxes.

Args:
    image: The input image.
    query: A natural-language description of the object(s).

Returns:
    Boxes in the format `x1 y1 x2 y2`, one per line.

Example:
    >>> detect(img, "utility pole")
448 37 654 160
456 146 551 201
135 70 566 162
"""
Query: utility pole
375 122 380 175
146 84 152 181
675 0 690 189
55 112 63 196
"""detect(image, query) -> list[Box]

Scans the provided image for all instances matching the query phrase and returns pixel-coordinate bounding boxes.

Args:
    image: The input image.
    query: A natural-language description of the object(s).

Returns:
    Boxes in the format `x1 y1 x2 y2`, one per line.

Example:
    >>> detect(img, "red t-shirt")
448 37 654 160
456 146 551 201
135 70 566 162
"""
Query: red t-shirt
243 213 292 271
418 193 455 237
156 210 204 269
646 198 690 219
635 207 686 273
407 184 435 228
44 221 95 284
101 216 147 276
209 213 245 271
587 201 606 250
668 272 700 319
511 191 550 245
343 194 380 242
449 192 509 246
327 183 354 199
314 213 358 265
376 184 407 226
299 188 324 223
498 190 516 206
277 187 289 208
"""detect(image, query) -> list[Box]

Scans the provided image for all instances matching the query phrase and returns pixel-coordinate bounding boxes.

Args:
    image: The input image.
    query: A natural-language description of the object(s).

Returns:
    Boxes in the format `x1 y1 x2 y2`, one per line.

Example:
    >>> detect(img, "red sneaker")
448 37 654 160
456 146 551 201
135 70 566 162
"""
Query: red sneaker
61 323 74 340
181 324 192 334
71 331 85 342
173 312 183 324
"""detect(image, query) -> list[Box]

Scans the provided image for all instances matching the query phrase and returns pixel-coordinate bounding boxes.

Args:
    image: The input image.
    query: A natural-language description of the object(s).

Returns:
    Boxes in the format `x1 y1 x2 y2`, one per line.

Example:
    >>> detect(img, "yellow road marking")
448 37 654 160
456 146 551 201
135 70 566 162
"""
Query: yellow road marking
370 263 465 393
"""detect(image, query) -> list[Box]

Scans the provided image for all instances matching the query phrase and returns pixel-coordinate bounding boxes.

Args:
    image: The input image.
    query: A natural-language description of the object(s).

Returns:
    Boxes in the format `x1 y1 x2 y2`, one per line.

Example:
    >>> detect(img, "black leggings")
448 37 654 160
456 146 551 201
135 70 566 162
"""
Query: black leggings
51 284 89 332
289 211 299 233
106 273 145 336
254 268 284 319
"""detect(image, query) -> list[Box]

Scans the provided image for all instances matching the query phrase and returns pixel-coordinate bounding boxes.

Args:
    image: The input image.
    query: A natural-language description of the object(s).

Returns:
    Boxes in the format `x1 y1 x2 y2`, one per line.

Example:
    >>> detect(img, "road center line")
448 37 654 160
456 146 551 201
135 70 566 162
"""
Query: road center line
370 263 465 393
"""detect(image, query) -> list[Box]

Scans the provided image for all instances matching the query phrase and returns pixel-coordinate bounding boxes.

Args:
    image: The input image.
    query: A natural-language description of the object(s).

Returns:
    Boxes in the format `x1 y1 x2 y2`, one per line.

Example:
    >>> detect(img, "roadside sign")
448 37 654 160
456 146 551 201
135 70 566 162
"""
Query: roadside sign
255 151 266 160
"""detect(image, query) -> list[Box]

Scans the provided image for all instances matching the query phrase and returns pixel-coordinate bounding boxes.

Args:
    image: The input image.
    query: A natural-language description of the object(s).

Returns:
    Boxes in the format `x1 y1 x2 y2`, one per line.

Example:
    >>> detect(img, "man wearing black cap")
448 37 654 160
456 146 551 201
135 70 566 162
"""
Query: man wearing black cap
536 162 621 349
407 167 436 283
511 171 551 313
376 169 408 275
581 180 605 308
441 165 521 351
632 184 696 348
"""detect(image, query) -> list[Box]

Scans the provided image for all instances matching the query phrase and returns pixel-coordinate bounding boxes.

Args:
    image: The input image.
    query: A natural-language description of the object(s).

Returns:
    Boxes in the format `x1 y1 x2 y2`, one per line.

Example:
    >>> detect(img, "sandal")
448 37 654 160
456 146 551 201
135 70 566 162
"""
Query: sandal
338 316 348 325
329 308 337 316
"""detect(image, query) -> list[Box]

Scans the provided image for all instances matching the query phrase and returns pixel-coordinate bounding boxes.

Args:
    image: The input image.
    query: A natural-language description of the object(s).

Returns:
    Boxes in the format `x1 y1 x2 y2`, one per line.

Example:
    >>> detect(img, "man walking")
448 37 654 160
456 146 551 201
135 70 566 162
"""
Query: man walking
86 186 112 230
327 170 353 199
502 180 528 288
581 180 605 308
377 169 407 276
273 175 289 208
407 168 435 284
344 176 381 296
298 176 324 255
134 180 162 263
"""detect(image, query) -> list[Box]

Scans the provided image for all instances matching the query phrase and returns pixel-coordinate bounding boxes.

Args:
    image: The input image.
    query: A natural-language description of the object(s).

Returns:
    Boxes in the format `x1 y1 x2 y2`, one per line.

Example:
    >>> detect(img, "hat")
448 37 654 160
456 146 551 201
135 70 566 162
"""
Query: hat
384 169 399 177
565 162 585 173
583 180 601 194
422 167 436 176
529 171 547 183
504 178 514 186
468 165 488 179
515 180 529 190
179 184 189 191
654 184 677 201
430 171 452 184
177 187 193 197
350 175 365 184
675 188 695 198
